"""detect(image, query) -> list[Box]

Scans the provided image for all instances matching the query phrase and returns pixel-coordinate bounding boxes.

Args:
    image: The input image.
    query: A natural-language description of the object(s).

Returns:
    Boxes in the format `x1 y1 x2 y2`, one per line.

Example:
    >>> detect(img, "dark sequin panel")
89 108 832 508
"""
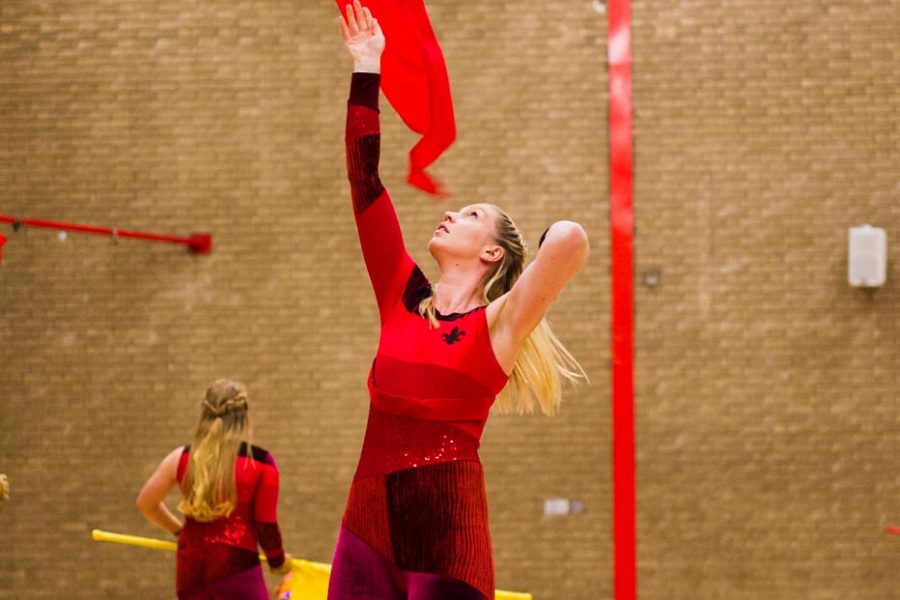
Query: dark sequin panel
176 536 260 592
184 509 254 549
353 406 480 482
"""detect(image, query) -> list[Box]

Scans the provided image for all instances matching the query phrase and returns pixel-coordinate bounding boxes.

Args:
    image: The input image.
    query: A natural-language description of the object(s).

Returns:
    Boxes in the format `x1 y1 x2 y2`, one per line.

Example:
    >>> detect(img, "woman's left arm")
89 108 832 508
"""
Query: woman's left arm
136 447 184 536
254 452 291 575
491 221 589 346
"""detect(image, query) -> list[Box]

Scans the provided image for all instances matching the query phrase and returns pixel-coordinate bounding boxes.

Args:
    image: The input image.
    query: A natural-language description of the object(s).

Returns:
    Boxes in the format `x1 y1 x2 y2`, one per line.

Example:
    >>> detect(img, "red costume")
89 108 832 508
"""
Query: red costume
175 444 285 600
327 72 508 600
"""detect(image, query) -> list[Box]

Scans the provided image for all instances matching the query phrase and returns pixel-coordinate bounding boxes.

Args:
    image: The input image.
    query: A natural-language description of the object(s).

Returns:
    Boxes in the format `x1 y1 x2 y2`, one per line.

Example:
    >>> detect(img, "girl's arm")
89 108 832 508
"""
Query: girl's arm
490 222 590 354
136 446 184 536
253 452 291 575
341 1 417 321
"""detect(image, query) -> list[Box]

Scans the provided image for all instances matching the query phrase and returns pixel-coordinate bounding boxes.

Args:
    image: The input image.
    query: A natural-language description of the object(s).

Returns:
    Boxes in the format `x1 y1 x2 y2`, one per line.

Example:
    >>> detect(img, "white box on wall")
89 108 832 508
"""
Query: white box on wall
848 225 887 287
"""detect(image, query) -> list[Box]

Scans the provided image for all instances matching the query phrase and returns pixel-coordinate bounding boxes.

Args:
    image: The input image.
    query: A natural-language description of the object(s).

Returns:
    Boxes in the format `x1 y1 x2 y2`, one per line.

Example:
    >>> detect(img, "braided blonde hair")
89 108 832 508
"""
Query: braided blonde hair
178 379 251 522
420 205 586 415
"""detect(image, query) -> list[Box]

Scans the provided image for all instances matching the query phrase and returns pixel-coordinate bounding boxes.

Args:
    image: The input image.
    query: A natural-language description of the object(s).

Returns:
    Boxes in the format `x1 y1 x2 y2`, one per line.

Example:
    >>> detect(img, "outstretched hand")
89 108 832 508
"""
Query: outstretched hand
338 0 384 72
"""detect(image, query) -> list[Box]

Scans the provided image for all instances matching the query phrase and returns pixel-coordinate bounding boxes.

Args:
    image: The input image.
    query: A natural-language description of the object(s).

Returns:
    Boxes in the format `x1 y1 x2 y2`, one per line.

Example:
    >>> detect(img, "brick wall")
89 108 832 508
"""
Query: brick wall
631 1 900 598
3 1 898 599
0 1 607 599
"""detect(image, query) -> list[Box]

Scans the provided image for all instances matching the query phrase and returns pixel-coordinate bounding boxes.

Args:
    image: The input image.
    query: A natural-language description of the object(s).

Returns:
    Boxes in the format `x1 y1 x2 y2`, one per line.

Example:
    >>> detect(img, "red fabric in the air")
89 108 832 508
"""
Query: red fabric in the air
336 0 456 195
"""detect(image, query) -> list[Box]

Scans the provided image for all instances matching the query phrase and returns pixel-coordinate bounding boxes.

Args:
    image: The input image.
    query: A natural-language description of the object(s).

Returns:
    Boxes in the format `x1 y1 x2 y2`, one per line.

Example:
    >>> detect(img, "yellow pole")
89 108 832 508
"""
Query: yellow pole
91 529 177 552
91 529 532 600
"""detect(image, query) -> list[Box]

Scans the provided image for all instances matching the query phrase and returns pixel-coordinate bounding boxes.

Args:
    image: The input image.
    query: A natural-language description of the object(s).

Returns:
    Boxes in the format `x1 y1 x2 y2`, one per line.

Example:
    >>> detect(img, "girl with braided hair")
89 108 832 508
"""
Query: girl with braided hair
137 379 292 599
330 3 590 599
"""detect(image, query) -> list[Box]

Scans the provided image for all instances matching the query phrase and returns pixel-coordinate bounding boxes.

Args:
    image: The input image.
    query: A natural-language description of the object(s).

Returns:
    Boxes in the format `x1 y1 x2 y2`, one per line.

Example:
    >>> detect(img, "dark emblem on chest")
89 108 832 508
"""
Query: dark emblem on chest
441 326 466 345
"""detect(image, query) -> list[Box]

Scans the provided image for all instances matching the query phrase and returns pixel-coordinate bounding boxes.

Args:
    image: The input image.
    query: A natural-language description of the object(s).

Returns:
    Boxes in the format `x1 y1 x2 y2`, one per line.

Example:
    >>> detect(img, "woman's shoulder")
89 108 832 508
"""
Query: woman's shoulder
168 445 190 462
244 443 277 467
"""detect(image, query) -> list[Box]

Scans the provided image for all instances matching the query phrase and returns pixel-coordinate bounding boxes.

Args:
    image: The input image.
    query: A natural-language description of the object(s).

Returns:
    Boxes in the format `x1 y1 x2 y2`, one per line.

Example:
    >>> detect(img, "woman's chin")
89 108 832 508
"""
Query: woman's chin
427 237 454 260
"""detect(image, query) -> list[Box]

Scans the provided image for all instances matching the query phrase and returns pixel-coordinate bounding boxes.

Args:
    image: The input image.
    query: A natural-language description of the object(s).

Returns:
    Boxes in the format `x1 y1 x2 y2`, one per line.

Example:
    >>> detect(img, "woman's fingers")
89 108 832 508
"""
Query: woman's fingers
341 0 380 48
338 14 351 43
344 3 360 36
352 0 365 30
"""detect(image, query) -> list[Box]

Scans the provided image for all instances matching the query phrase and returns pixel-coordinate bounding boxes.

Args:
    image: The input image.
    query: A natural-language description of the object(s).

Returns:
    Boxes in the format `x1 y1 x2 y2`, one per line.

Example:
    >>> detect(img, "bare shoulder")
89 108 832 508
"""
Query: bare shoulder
161 446 186 474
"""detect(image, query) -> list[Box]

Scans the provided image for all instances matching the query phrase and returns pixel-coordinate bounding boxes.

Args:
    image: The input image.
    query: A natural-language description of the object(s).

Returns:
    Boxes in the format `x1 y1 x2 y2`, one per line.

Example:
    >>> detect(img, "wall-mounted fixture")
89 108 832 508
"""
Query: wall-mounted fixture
0 214 211 265
640 269 660 288
543 497 586 516
848 225 887 287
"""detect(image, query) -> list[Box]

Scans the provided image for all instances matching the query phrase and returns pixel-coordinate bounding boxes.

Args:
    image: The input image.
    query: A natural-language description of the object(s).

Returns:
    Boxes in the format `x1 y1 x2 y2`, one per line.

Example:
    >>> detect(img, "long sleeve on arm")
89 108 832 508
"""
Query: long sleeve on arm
346 73 416 320
254 454 286 568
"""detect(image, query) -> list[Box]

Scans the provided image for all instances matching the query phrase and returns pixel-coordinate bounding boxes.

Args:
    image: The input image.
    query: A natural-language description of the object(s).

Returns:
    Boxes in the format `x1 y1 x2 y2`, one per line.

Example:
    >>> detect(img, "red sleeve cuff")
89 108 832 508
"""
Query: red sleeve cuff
266 549 286 569
349 72 381 111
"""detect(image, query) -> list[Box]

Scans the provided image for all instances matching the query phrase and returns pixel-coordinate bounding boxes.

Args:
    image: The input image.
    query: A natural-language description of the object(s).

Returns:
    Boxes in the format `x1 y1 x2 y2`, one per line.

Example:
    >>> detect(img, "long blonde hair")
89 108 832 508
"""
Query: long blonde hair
178 379 251 522
420 205 586 415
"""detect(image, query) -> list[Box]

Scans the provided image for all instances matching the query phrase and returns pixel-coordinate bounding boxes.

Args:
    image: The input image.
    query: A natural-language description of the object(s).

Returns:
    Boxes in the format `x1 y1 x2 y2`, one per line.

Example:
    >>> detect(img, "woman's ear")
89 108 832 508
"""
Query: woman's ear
482 244 505 264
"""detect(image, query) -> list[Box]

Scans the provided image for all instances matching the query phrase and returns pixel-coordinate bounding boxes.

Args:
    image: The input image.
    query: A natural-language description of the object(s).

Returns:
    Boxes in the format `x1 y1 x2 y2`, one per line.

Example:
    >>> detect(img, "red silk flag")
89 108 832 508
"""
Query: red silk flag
337 0 456 196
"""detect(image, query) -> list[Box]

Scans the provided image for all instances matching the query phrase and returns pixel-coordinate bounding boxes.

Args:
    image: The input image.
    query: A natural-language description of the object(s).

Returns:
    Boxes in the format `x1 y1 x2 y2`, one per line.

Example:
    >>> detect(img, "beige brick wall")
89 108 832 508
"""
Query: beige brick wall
3 0 898 599
0 1 606 599
632 0 900 598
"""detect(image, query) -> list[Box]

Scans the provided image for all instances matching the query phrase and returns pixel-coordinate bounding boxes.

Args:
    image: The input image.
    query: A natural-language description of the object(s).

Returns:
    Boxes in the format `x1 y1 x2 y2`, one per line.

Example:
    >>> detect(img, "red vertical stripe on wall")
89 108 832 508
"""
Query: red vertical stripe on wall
607 1 636 599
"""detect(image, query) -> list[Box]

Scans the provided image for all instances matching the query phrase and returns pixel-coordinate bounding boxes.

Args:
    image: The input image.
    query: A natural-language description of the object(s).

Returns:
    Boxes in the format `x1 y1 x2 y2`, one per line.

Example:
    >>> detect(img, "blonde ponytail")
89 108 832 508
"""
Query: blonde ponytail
494 317 586 415
178 380 250 522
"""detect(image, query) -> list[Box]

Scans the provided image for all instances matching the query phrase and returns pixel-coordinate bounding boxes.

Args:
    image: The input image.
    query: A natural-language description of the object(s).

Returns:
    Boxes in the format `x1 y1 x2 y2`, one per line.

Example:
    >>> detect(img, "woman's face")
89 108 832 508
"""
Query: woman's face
428 204 502 264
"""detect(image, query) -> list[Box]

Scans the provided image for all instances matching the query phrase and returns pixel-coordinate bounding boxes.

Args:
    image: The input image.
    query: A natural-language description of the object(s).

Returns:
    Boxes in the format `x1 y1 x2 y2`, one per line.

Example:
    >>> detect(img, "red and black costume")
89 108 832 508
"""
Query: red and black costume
175 443 285 600
327 72 509 600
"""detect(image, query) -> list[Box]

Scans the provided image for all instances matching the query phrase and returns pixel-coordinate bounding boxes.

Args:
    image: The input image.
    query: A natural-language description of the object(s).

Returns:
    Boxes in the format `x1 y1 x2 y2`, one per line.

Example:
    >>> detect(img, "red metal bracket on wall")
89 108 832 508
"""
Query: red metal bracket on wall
607 0 636 599
0 215 211 264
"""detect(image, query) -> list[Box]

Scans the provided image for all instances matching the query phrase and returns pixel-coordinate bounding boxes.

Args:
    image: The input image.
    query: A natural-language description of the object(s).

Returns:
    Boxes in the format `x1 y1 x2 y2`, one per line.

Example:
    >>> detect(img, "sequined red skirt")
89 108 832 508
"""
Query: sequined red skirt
330 406 494 600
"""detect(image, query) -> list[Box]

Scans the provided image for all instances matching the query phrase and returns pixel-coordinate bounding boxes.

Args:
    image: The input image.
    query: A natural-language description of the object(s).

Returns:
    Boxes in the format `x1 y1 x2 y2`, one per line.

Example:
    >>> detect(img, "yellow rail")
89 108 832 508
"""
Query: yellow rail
91 529 532 600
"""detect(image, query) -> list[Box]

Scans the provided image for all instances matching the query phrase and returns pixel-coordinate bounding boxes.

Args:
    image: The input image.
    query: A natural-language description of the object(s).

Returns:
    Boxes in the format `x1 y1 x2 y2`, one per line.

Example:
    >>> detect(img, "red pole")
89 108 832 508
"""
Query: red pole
607 0 636 599
0 215 211 255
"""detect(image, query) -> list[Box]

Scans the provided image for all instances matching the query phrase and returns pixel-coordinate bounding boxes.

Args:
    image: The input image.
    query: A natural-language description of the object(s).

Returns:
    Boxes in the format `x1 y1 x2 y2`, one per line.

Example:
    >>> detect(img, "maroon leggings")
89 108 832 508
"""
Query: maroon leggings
328 526 488 600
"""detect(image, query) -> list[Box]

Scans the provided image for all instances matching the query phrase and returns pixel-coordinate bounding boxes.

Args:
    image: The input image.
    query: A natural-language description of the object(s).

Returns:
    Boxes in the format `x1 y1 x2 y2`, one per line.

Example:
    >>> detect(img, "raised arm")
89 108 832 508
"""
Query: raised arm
341 1 415 320
490 221 590 356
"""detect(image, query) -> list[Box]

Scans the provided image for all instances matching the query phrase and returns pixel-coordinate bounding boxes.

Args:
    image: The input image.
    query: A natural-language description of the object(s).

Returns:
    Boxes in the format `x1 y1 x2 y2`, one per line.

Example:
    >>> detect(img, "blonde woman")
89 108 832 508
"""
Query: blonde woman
137 379 291 600
330 3 590 599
